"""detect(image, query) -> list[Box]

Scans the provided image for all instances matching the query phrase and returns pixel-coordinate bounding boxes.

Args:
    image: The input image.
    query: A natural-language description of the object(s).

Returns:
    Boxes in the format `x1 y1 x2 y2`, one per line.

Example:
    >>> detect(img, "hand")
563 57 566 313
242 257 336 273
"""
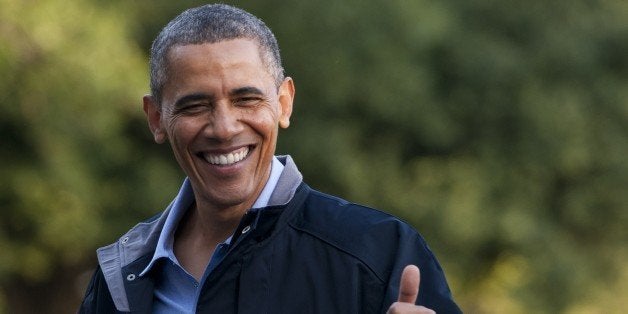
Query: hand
386 265 436 314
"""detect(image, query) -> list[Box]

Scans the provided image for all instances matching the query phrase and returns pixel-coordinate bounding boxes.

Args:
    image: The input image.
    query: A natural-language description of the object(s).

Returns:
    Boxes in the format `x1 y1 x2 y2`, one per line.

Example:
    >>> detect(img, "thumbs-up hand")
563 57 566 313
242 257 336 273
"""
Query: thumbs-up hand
386 265 435 314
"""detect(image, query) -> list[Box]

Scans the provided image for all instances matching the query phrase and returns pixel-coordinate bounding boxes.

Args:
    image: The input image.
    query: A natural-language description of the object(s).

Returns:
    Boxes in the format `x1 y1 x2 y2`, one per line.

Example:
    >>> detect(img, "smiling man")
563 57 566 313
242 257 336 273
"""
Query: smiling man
79 4 461 314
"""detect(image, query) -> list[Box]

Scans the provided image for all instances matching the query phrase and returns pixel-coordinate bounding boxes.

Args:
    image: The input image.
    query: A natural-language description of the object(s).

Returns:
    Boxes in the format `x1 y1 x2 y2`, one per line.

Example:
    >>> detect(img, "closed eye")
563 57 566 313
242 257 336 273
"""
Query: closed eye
230 86 266 107
234 96 263 106
173 93 214 115
174 102 210 115
187 103 207 110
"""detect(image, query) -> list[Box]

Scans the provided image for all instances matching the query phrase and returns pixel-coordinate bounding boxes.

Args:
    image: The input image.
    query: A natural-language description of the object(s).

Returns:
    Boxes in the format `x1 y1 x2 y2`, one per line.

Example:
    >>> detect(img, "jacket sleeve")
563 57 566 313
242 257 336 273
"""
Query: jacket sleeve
78 266 118 314
378 225 463 314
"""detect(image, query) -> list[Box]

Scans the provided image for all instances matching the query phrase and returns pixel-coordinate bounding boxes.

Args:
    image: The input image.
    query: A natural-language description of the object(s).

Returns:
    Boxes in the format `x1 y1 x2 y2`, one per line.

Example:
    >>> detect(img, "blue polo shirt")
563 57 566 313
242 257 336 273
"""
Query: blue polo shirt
139 157 284 313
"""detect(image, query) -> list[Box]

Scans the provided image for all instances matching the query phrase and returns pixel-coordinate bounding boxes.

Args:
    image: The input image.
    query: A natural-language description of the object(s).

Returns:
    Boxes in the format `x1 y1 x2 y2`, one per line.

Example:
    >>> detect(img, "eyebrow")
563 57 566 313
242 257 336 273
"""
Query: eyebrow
174 93 215 108
229 86 265 97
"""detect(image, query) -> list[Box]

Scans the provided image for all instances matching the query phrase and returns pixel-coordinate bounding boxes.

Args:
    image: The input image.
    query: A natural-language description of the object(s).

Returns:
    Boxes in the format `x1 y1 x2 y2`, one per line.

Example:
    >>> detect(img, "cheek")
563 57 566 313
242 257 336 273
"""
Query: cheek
165 117 201 148
246 106 280 139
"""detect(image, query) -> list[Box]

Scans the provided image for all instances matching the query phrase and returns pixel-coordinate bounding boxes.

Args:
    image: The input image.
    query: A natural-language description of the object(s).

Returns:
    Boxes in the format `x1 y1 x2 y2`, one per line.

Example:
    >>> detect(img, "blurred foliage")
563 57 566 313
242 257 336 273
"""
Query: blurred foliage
1 0 627 313
0 0 182 312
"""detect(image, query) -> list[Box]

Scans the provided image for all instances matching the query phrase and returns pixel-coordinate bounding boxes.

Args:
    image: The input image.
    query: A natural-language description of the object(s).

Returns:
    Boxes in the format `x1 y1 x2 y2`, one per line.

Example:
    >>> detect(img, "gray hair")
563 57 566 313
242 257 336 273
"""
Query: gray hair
149 4 285 103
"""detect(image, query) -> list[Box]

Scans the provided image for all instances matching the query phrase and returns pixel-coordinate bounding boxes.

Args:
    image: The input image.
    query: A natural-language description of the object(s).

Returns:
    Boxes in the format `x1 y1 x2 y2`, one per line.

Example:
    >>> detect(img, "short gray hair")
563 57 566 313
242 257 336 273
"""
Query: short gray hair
149 4 285 103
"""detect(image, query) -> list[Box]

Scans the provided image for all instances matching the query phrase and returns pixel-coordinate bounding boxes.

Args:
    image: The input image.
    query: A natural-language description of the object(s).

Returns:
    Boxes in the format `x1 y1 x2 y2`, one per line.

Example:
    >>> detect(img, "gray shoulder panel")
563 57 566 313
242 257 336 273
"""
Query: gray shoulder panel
96 205 171 311
270 155 303 206
97 242 130 311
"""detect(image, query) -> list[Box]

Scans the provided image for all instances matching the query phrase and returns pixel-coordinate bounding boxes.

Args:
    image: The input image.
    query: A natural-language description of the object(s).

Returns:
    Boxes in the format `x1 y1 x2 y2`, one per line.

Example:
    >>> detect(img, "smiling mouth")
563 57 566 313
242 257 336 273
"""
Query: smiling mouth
203 146 250 166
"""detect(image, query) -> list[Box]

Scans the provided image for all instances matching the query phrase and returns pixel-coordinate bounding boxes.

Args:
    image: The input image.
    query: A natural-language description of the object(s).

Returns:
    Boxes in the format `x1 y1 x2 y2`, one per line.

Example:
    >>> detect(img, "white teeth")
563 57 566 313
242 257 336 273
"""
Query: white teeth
205 147 249 165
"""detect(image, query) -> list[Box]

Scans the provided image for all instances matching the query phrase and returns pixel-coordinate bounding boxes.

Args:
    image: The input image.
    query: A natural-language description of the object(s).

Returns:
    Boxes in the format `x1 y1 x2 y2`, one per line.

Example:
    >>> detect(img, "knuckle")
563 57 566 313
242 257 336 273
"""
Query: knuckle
421 307 436 314
387 302 402 314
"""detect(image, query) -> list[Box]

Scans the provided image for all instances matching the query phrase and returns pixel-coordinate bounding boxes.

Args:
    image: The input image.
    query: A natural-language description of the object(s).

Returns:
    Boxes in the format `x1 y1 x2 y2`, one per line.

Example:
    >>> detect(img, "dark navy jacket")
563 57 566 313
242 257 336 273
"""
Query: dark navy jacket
80 156 461 313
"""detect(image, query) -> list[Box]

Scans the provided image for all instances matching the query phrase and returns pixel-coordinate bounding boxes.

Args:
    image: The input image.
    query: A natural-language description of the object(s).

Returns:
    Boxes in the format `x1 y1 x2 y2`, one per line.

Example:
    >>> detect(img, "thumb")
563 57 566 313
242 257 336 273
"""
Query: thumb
397 265 420 304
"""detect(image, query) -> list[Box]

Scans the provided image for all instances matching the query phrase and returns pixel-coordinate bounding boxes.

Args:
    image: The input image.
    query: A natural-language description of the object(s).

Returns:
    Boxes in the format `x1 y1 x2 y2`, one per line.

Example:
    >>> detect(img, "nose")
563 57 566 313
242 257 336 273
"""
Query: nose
206 102 242 141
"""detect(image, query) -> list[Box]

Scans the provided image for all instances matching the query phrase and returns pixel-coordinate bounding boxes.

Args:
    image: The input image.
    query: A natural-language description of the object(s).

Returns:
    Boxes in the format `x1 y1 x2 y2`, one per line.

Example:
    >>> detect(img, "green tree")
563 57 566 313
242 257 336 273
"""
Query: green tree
0 0 181 312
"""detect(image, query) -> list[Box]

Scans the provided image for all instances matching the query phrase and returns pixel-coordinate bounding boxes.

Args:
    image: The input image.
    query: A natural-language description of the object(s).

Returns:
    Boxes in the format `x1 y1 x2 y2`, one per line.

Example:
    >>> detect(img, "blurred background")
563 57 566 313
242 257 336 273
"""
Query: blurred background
1 0 627 313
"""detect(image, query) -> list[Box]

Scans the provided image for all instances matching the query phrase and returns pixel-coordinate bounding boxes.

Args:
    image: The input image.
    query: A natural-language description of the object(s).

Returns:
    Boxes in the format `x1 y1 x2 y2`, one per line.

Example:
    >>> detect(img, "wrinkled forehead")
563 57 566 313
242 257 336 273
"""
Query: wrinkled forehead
163 39 276 81
159 40 276 98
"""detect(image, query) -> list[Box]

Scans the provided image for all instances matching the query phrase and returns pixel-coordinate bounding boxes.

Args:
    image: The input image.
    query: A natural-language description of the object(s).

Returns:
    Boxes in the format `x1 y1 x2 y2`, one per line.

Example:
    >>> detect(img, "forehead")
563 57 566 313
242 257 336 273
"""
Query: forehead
162 39 273 98
167 38 263 68
172 40 268 78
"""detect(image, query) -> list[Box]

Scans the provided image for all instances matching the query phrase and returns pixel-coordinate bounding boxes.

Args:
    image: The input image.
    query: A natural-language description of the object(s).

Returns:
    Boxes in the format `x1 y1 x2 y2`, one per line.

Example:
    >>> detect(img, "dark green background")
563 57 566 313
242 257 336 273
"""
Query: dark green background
1 0 626 312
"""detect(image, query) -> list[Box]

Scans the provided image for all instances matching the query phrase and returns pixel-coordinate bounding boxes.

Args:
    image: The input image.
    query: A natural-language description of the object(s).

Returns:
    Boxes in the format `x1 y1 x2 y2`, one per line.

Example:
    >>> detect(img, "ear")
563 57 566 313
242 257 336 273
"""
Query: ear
277 77 295 129
143 95 167 143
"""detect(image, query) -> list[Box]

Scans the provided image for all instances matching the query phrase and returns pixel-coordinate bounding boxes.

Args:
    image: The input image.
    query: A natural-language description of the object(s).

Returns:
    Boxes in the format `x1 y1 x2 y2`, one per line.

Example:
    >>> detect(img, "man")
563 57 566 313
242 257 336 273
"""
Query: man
80 4 461 313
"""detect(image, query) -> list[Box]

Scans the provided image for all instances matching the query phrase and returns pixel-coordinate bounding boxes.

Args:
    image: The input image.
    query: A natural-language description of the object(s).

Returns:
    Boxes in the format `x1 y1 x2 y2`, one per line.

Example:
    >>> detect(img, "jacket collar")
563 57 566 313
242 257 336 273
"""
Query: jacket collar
96 155 302 312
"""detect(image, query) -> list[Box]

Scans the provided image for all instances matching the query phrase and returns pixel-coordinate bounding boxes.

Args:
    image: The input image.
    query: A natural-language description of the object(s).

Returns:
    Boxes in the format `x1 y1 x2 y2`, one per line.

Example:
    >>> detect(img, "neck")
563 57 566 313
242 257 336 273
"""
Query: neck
173 200 252 281
178 198 251 246
173 166 271 280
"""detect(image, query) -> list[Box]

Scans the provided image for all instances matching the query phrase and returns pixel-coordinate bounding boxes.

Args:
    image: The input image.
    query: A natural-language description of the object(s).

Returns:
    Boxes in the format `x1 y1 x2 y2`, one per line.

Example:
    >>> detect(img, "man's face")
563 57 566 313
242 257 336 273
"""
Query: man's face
144 39 294 213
